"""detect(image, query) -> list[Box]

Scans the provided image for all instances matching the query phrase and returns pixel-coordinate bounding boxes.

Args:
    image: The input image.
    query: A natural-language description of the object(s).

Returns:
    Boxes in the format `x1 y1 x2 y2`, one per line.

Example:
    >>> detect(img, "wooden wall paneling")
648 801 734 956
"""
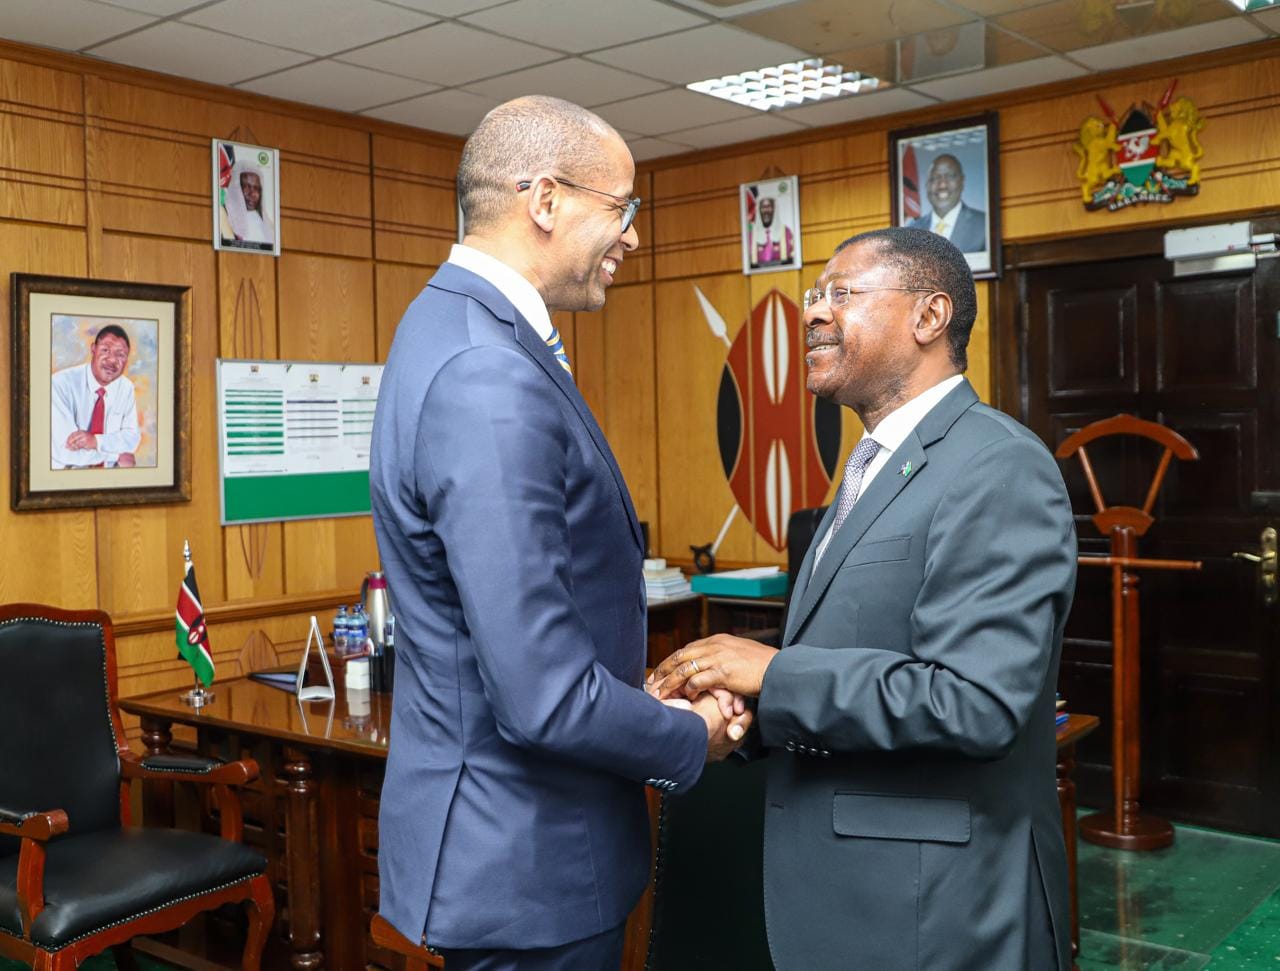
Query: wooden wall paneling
276 253 379 595
282 154 373 259
219 250 285 603
374 262 433 361
619 170 654 285
600 286 660 552
1000 54 1280 241
0 58 86 226
372 133 459 267
0 223 97 606
969 281 992 404
654 273 756 564
95 235 222 617
651 145 803 281
571 309 605 421
796 131 888 262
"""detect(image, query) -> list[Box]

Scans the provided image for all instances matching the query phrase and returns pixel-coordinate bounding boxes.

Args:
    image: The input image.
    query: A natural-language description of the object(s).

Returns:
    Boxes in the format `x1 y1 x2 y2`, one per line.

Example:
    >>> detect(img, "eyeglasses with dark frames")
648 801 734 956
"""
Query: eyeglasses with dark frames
802 283 936 311
517 176 642 233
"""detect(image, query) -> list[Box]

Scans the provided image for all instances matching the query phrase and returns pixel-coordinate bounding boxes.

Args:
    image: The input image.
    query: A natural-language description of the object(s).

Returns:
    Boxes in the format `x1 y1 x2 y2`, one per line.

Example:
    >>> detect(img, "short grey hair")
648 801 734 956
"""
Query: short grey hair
457 96 620 233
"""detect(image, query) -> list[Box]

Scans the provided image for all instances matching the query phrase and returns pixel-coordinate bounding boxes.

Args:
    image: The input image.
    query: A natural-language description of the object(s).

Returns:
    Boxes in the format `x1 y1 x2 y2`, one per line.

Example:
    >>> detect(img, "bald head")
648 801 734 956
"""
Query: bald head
458 96 622 233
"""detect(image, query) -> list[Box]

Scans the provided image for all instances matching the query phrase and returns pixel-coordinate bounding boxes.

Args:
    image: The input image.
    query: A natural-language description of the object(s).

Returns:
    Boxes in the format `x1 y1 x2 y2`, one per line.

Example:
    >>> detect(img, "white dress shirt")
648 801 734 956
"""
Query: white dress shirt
447 243 553 343
929 207 958 241
814 374 965 571
49 363 141 468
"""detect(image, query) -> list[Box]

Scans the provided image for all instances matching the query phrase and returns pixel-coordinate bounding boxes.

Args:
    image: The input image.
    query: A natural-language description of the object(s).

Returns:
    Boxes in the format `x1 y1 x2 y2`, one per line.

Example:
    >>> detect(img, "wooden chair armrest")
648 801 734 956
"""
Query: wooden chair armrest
120 751 260 785
0 807 68 842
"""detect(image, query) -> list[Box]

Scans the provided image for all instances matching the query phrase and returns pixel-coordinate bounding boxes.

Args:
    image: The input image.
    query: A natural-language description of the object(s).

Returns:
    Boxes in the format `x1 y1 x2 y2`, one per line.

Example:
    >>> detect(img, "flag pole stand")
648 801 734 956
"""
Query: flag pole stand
180 674 214 708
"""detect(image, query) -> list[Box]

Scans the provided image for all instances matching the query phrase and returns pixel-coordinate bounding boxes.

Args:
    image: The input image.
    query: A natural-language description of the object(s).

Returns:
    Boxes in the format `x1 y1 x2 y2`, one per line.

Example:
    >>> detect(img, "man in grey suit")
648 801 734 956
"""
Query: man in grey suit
909 153 987 253
371 96 746 971
650 226 1076 970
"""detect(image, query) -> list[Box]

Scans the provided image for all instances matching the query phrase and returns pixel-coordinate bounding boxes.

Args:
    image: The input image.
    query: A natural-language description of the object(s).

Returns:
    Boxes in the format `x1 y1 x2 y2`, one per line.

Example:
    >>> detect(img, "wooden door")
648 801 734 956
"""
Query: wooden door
1013 229 1280 835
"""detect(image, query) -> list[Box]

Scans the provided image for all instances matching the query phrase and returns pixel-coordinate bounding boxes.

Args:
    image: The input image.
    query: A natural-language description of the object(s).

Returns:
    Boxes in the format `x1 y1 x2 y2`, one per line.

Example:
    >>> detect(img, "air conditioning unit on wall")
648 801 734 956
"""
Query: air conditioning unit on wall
1164 221 1278 277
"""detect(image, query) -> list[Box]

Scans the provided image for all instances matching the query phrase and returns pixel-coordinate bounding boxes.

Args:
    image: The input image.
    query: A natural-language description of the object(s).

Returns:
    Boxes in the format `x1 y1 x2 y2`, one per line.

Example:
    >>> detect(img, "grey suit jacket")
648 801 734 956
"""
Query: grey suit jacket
757 380 1076 971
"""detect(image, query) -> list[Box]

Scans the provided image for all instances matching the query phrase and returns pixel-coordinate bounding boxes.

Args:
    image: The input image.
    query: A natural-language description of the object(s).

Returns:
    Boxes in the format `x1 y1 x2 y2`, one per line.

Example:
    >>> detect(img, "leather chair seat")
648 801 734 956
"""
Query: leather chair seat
0 827 266 949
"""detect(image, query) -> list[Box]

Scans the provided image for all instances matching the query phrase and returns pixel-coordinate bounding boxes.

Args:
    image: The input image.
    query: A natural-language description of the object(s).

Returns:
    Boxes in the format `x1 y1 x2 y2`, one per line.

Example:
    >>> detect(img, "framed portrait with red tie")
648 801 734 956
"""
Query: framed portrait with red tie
740 175 802 275
889 113 1002 280
10 274 192 510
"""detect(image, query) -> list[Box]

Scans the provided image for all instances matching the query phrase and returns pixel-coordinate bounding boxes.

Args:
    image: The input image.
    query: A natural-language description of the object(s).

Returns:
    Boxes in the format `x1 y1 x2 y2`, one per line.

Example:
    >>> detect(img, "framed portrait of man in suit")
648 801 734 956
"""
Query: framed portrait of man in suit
740 176 802 275
889 114 1001 279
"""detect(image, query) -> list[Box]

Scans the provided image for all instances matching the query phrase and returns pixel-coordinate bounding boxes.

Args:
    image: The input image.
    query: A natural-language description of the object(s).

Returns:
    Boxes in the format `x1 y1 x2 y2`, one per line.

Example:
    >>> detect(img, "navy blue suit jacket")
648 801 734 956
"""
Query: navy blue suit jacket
370 263 706 950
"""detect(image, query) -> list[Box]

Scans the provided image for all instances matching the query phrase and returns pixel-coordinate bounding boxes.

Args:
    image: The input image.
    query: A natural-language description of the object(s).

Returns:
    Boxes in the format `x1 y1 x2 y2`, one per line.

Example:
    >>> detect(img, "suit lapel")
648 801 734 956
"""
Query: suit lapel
431 264 643 551
782 380 979 646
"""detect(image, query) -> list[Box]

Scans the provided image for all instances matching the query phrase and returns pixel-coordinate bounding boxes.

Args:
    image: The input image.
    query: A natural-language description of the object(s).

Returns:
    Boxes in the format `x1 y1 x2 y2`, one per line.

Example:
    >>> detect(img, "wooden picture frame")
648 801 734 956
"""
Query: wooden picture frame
10 273 192 510
889 113 1002 279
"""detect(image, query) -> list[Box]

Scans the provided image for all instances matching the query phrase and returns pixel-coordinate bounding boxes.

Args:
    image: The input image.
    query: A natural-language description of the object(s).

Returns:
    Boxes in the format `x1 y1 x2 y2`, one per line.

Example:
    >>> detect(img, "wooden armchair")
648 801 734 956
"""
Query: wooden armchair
0 603 274 971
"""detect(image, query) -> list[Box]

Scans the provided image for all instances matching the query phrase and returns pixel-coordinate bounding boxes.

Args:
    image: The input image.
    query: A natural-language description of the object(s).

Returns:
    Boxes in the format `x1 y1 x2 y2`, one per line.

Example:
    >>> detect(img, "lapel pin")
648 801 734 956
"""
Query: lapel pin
899 461 912 478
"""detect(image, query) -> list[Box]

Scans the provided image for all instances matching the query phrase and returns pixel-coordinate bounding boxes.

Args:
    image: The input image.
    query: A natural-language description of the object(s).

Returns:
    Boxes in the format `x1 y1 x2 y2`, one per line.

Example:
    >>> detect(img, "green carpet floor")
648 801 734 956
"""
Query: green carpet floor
4 821 1279 969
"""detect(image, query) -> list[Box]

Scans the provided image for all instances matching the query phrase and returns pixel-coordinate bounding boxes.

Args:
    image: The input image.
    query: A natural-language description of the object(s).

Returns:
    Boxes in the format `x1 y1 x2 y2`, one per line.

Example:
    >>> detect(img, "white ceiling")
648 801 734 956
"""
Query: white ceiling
1 0 1276 160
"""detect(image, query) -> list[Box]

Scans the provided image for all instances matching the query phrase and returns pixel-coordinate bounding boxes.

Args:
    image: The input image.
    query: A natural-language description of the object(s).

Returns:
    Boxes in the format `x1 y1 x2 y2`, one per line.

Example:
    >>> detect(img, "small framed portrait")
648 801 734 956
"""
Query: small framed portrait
889 113 1001 279
213 139 281 256
740 176 802 275
10 274 192 511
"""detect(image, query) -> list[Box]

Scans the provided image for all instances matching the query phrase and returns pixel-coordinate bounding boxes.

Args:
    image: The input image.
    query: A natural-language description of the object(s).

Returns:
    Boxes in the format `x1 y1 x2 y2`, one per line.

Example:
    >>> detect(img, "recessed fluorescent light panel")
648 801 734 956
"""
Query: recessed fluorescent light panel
687 58 882 112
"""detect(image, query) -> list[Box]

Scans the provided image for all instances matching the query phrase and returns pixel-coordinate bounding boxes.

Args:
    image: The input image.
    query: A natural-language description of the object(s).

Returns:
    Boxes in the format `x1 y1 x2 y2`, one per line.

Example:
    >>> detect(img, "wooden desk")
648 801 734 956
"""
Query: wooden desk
1057 713 1101 968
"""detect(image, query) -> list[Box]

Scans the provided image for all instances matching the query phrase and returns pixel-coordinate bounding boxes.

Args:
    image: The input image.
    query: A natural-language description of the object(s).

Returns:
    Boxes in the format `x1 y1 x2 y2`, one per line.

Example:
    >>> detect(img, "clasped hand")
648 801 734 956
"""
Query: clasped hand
647 635 780 761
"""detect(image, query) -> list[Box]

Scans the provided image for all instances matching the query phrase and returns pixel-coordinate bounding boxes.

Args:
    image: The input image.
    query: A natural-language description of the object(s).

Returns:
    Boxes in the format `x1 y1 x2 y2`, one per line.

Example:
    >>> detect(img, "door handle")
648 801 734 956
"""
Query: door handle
1233 526 1277 607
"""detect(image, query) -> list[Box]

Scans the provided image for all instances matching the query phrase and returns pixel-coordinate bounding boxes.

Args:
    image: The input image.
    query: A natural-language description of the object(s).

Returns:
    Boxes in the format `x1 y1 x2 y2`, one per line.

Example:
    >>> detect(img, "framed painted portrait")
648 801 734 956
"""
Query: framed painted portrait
213 139 281 256
889 113 1001 279
10 274 192 511
740 176 802 275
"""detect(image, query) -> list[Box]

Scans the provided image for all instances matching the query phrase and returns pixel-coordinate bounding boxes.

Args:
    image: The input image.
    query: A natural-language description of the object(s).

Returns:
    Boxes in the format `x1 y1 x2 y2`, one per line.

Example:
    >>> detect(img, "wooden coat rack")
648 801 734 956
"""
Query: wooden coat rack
1055 415 1201 851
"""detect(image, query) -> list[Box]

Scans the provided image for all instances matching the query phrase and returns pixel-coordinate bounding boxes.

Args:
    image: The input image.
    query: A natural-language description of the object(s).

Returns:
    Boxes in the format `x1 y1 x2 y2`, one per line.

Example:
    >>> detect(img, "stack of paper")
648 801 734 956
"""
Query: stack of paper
644 559 692 602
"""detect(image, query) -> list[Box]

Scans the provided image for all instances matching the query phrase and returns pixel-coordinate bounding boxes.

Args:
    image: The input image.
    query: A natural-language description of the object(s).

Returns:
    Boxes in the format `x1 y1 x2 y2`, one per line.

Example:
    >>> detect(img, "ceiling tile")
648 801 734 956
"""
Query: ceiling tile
2 0 153 51
1254 7 1280 32
183 0 434 57
659 112 809 149
591 23 808 85
731 0 972 55
462 0 706 53
364 87 501 134
1071 16 1266 71
380 0 511 14
89 21 311 84
627 136 696 161
239 59 438 112
94 0 210 14
776 86 937 127
464 58 668 107
340 22 560 85
664 0 806 16
910 55 1085 101
948 0 1056 14
593 87 757 136
994 0 1235 54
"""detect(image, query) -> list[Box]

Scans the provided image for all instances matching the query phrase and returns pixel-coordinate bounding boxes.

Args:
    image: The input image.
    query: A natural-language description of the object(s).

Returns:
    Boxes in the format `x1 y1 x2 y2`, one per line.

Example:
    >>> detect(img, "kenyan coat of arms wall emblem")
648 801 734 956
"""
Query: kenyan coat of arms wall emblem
1074 80 1204 211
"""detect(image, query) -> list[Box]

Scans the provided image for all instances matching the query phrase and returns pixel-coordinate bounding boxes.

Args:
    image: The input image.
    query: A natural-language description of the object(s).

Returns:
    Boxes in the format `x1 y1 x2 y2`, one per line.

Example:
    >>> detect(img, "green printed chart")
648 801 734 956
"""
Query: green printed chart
216 359 383 524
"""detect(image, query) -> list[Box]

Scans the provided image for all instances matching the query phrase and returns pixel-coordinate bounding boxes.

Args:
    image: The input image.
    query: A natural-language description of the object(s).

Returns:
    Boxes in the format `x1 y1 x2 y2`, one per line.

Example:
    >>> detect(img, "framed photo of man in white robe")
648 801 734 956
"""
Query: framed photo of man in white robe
889 114 1001 279
740 176 802 275
213 140 281 256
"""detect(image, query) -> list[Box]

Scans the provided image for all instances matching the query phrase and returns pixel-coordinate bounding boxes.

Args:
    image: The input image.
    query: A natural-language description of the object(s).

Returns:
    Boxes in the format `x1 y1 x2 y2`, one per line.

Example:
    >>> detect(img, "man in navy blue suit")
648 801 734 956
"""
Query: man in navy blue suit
370 96 747 971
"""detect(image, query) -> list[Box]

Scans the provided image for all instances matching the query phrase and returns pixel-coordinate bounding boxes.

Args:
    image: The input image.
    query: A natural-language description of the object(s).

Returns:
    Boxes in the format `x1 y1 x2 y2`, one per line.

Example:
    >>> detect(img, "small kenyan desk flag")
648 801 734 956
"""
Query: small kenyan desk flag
176 540 215 687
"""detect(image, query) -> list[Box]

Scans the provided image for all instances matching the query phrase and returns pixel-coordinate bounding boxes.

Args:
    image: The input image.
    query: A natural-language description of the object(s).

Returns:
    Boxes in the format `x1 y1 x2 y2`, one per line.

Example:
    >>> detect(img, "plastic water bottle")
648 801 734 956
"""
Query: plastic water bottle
350 605 369 654
333 605 350 654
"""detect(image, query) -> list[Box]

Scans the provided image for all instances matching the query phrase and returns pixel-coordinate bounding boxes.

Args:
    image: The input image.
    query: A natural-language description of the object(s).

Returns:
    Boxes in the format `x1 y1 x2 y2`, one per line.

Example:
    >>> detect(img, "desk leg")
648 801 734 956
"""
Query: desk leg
283 747 323 970
138 716 175 828
1058 742 1080 969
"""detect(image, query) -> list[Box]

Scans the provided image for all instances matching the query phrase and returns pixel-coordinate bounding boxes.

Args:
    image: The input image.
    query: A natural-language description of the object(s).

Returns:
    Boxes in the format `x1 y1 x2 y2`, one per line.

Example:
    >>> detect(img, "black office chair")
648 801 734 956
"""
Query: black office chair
0 603 274 971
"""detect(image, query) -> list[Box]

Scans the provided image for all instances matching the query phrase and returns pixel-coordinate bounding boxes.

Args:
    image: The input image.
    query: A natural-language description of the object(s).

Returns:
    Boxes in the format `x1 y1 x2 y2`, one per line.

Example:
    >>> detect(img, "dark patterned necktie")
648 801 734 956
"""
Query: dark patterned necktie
813 437 881 566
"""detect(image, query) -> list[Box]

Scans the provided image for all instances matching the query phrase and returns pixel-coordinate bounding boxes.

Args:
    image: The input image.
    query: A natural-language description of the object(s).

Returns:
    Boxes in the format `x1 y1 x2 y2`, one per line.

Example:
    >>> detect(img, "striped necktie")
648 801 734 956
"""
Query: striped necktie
545 327 572 377
812 437 881 567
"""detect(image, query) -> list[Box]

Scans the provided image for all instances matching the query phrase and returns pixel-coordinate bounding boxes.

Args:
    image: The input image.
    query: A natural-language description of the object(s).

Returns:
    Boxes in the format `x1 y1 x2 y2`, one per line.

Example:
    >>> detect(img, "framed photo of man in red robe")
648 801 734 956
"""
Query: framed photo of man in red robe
740 176 802 275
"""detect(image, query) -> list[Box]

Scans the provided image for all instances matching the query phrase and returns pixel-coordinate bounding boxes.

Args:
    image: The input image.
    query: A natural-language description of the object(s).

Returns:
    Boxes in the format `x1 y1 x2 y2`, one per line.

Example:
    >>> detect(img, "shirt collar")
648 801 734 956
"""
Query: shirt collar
863 374 965 454
447 243 553 341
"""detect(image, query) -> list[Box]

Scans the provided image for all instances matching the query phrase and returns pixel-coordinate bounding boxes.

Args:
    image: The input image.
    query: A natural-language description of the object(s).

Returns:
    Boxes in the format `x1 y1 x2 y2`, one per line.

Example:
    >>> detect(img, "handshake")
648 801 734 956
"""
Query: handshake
644 633 780 762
